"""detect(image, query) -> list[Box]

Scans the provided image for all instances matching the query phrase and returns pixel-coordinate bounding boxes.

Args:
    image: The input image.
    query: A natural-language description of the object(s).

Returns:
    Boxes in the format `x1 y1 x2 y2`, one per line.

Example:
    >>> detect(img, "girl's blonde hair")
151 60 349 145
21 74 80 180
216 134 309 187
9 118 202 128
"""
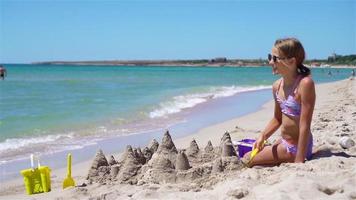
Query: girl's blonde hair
274 38 310 75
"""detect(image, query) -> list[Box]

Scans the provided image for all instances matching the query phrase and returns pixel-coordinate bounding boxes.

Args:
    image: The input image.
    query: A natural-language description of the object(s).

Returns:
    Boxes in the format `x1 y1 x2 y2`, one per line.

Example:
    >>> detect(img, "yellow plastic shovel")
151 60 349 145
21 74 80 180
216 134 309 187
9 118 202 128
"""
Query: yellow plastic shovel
63 153 75 189
250 148 259 160
249 140 267 164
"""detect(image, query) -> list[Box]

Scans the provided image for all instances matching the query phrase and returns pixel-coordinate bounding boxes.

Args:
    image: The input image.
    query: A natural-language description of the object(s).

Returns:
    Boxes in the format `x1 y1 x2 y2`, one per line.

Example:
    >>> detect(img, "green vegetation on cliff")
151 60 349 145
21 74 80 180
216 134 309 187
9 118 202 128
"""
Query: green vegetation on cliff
327 54 356 65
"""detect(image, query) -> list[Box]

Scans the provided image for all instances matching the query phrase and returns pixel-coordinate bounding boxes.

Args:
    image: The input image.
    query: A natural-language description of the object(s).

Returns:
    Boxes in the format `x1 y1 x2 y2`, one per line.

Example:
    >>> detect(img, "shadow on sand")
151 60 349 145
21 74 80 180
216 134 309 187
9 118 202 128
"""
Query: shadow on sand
312 148 356 159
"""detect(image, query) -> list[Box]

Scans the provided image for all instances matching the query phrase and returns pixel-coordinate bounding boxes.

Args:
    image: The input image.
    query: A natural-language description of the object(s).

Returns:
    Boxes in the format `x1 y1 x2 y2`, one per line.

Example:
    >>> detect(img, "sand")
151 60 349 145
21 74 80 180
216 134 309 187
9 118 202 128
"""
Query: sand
0 78 355 200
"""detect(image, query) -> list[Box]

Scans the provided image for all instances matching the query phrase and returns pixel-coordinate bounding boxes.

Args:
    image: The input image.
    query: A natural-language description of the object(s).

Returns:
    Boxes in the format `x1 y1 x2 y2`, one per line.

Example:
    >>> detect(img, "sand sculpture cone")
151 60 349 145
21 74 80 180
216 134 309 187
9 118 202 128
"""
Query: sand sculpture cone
219 132 237 156
117 145 133 164
220 131 232 146
125 146 140 164
148 131 177 170
142 147 153 162
204 140 214 153
157 130 177 154
222 143 236 157
134 147 146 164
176 150 191 171
149 139 159 153
212 158 224 173
110 165 120 178
108 155 117 166
150 154 175 170
143 133 178 184
87 149 109 179
186 139 200 157
117 145 143 182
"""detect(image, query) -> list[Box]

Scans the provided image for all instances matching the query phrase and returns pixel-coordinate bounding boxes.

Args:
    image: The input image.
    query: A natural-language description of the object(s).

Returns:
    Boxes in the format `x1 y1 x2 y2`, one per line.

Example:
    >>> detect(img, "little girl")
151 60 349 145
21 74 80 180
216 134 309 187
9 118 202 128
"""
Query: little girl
245 38 315 166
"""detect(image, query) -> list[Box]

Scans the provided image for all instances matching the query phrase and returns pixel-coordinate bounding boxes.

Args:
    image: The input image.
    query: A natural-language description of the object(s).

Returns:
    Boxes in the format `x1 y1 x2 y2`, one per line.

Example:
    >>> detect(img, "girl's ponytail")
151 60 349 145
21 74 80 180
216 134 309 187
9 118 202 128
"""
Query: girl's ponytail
298 64 310 76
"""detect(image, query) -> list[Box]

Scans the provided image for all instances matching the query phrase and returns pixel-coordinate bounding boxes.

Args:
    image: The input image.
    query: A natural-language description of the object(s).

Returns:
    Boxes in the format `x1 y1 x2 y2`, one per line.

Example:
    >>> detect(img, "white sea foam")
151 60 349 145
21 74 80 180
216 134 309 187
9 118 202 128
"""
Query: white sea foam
0 133 75 152
0 124 139 165
149 85 271 118
0 132 101 165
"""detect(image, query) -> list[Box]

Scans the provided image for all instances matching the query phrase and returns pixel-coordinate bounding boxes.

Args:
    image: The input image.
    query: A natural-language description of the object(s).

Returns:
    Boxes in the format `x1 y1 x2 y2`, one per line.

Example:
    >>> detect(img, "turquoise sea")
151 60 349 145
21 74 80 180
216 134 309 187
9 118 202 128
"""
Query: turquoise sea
0 64 351 180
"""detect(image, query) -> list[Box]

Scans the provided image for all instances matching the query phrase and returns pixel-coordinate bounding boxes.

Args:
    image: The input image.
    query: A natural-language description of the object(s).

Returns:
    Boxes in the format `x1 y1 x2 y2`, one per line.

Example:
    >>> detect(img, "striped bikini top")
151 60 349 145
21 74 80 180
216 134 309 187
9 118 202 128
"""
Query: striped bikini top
275 76 302 117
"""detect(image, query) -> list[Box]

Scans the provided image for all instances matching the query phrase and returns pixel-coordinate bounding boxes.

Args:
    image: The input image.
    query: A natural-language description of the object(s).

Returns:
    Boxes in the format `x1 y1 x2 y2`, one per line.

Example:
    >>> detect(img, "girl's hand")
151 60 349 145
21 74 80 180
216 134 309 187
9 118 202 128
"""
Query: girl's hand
253 135 266 151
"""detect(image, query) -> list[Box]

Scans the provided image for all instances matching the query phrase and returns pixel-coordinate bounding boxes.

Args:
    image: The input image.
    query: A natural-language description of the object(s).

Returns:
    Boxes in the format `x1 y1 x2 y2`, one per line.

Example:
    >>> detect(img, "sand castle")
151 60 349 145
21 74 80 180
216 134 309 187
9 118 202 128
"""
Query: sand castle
86 130 244 186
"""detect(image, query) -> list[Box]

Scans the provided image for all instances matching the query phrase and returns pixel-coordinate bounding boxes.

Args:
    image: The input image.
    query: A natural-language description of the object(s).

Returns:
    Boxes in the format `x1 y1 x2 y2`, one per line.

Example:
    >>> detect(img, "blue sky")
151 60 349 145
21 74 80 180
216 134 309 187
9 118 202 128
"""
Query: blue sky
0 0 355 63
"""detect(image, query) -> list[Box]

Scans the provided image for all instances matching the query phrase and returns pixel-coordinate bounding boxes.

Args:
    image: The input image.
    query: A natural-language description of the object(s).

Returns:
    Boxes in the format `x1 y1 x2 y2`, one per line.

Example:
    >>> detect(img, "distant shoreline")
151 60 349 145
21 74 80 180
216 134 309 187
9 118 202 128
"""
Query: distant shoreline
30 59 356 68
31 59 269 67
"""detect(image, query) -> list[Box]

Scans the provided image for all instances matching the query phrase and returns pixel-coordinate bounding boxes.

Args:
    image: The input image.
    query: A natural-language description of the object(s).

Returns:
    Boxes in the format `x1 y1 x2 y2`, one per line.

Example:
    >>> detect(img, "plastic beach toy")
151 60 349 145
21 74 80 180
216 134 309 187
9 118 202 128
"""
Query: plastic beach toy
249 140 267 160
250 148 259 160
63 153 75 189
233 139 267 159
234 139 256 158
20 154 51 195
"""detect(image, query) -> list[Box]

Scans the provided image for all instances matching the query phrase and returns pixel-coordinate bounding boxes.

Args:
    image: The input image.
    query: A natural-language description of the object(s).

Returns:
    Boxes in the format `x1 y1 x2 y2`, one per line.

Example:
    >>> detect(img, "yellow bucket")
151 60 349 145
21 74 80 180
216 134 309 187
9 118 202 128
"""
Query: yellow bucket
20 166 51 195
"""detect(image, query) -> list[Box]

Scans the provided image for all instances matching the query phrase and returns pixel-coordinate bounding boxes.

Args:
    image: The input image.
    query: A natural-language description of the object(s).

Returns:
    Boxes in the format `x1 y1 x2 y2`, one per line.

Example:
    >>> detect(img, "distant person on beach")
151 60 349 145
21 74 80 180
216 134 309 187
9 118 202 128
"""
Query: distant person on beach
351 69 355 80
244 38 315 166
0 65 6 80
328 70 332 76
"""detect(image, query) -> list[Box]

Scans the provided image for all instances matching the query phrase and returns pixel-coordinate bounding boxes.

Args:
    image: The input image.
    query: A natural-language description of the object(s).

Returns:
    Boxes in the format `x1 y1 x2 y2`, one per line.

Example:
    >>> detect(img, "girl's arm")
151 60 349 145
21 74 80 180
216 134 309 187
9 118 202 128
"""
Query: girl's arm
295 77 316 163
254 81 282 150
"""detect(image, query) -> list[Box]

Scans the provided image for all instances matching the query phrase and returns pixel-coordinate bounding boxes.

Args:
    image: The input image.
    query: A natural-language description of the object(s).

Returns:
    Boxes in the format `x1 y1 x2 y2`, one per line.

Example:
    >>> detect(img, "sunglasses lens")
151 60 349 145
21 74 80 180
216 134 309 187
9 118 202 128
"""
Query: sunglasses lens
268 54 278 62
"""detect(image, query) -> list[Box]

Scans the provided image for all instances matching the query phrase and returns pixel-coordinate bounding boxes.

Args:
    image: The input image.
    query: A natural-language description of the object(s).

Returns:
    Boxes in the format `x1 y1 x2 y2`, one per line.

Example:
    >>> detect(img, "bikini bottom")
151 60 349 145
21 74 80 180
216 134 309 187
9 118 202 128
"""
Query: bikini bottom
281 134 313 160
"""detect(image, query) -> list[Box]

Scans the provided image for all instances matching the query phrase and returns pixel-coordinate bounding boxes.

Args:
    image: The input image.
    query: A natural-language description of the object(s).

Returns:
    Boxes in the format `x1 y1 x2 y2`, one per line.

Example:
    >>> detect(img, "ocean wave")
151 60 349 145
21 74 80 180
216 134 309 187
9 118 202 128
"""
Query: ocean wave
0 133 75 152
149 85 271 118
0 132 102 165
0 125 138 165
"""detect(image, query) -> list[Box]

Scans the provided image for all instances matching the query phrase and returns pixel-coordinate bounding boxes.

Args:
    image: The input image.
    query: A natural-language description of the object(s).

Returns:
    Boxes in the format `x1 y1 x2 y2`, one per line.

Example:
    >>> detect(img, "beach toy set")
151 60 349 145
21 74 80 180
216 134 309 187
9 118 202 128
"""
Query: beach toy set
233 139 267 163
20 153 76 195
233 139 256 158
63 153 75 189
20 154 51 195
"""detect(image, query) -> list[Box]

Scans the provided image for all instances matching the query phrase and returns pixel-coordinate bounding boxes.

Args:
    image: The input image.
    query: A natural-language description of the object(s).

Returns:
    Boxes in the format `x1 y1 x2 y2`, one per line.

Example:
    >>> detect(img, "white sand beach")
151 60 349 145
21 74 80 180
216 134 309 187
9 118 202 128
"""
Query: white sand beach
1 78 355 200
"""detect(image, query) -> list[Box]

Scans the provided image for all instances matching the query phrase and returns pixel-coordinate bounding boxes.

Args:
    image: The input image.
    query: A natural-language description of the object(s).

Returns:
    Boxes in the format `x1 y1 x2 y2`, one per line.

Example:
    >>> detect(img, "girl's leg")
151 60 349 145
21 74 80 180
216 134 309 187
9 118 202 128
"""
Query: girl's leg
244 140 295 167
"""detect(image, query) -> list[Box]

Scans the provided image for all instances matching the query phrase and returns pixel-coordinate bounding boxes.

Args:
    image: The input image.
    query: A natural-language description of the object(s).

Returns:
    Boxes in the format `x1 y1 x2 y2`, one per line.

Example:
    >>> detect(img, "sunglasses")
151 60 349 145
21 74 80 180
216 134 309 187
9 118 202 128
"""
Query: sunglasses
268 54 288 62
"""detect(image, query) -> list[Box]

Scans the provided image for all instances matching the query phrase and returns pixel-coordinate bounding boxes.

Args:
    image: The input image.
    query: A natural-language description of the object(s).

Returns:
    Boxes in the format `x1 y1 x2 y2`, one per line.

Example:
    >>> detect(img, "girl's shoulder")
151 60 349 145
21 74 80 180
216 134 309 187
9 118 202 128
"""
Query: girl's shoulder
299 75 315 89
297 76 315 97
